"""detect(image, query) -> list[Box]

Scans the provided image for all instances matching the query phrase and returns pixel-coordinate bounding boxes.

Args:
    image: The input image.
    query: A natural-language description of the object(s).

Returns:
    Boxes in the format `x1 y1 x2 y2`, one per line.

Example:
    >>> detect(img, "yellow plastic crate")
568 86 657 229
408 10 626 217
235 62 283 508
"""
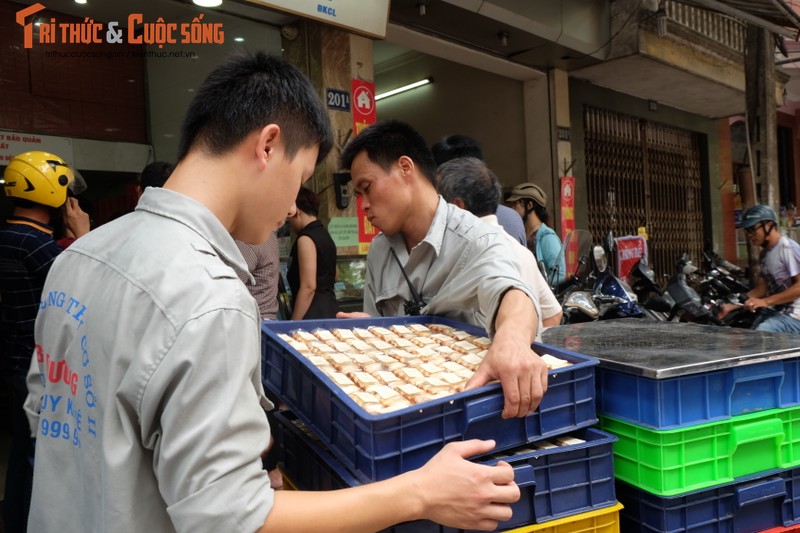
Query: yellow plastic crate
505 503 623 533
282 470 622 533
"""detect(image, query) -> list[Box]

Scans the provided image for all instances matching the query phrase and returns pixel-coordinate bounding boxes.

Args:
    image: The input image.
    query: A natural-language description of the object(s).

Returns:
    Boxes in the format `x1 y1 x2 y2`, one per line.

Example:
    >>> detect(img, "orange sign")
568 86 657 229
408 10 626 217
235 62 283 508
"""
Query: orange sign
16 3 45 49
15 4 224 49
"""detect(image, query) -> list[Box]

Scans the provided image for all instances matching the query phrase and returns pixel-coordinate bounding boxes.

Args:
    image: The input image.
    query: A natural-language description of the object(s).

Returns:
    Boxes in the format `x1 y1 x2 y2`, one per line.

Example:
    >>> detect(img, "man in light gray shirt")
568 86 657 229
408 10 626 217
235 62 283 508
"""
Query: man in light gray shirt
339 120 547 419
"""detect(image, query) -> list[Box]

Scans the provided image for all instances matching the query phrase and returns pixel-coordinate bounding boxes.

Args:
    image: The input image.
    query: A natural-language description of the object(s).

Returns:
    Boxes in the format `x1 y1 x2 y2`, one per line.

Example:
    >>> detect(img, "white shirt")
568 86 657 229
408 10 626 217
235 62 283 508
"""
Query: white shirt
762 235 800 320
482 214 561 339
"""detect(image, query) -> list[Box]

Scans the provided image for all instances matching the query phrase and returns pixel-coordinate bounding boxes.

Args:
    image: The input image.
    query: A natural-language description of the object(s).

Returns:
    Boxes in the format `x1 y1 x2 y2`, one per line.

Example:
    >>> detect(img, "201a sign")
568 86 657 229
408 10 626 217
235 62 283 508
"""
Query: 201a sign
326 89 351 111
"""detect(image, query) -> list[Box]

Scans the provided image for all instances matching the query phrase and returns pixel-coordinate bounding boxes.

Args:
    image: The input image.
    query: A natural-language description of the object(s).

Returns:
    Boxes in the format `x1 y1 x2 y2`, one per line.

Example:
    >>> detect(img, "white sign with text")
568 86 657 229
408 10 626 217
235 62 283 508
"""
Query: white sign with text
0 131 74 164
246 0 390 38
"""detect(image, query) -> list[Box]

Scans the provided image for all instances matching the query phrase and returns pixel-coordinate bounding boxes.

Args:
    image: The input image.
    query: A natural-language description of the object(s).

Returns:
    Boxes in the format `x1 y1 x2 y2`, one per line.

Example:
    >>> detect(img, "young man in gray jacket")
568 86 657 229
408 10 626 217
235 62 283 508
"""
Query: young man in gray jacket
25 52 519 533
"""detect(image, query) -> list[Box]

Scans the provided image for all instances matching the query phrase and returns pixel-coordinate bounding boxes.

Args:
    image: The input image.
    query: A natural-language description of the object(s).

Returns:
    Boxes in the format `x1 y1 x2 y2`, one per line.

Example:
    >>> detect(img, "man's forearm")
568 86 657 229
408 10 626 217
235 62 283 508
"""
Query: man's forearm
494 289 538 342
764 280 800 307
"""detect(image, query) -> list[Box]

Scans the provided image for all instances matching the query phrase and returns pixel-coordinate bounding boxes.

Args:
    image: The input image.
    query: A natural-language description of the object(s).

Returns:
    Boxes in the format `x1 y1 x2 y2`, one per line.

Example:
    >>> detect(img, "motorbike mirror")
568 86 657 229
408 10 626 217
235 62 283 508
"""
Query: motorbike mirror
682 262 698 275
593 245 608 273
635 260 657 283
537 259 549 280
564 290 600 319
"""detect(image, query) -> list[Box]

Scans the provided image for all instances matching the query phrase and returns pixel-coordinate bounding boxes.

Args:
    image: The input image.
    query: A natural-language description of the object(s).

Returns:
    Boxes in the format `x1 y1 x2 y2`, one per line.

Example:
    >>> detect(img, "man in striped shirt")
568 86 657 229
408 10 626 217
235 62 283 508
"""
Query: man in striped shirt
0 151 88 533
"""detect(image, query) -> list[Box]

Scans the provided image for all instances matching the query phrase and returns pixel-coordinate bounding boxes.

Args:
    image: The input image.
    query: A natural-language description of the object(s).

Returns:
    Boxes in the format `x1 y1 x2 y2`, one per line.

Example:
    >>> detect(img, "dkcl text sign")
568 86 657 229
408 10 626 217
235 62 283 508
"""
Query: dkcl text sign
246 0 390 38
16 4 224 49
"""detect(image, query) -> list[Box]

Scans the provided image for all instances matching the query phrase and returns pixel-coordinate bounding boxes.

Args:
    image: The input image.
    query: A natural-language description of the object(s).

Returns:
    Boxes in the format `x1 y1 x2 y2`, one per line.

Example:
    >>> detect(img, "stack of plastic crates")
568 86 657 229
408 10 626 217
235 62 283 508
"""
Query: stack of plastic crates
261 316 623 532
595 357 800 532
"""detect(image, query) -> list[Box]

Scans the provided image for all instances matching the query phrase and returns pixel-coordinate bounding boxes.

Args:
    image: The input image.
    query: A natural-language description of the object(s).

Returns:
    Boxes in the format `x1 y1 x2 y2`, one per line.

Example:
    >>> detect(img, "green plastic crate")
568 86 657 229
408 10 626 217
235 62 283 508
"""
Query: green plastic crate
600 405 800 496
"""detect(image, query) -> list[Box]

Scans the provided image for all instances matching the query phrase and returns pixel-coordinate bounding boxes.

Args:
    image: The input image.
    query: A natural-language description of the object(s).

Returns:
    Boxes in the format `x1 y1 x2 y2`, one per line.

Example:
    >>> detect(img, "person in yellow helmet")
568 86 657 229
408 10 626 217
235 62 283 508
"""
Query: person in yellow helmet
3 151 87 208
0 150 89 533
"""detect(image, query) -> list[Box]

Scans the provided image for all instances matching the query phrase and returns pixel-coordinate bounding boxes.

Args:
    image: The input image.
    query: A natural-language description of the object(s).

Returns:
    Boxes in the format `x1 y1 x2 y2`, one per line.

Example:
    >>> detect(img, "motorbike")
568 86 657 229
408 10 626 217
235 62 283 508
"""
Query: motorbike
696 253 754 328
664 253 755 328
554 229 644 323
665 254 722 324
551 229 597 322
703 249 749 288
593 243 645 319
628 258 674 321
702 249 750 295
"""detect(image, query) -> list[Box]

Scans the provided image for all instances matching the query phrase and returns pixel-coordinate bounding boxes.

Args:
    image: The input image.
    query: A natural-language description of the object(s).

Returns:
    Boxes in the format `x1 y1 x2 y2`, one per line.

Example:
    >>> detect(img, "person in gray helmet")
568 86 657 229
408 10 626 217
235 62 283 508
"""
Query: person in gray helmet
719 204 800 333
506 183 565 287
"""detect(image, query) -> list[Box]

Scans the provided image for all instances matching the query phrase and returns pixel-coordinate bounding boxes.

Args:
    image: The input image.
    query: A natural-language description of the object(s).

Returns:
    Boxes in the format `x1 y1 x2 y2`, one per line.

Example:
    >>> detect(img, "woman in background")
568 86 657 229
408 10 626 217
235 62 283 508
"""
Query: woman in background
287 186 339 319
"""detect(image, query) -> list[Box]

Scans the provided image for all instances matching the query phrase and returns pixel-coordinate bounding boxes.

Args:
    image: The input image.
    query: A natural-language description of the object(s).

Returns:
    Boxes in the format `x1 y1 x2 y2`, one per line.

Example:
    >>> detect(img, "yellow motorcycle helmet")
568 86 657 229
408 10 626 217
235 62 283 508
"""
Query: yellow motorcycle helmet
3 151 86 208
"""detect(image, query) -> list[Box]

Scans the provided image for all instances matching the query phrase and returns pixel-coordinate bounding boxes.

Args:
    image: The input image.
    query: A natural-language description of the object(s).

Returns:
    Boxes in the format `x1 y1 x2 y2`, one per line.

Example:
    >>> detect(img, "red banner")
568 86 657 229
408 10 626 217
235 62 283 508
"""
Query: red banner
560 176 575 241
615 235 648 284
352 79 376 136
352 79 378 253
356 196 378 254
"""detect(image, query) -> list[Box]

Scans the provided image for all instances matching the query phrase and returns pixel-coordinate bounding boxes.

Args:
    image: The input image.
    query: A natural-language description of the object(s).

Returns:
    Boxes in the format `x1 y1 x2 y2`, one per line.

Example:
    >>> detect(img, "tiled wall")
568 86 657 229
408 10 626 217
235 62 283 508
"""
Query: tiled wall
0 0 146 144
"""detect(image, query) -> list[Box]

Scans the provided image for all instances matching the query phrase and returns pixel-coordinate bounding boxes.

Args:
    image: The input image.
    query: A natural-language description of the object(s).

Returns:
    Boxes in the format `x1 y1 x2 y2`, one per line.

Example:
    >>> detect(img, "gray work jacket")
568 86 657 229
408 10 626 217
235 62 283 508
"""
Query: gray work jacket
25 188 274 533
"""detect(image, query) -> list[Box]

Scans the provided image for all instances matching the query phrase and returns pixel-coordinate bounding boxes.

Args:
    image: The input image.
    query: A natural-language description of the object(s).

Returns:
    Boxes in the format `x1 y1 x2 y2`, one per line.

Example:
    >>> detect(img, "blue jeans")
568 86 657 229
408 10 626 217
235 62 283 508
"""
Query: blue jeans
753 308 800 333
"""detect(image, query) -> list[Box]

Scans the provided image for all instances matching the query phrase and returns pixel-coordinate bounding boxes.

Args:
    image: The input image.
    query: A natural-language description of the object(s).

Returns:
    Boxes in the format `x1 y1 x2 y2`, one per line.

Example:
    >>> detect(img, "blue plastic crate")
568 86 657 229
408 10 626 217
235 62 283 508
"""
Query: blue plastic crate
271 409 444 533
596 358 800 430
616 467 800 533
261 316 599 483
272 410 619 531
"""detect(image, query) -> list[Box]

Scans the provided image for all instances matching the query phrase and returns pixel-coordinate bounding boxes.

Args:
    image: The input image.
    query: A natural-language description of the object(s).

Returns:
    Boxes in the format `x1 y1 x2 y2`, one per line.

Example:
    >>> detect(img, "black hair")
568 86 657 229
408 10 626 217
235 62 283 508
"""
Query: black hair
295 186 320 217
177 51 333 165
437 157 499 217
430 134 483 166
10 198 38 209
340 120 437 186
530 201 550 226
139 161 174 189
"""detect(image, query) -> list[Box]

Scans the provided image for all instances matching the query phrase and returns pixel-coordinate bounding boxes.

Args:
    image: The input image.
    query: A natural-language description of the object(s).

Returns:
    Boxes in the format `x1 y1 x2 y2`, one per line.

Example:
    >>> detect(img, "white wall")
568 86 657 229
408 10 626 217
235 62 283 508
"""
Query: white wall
375 53 529 188
146 14 282 164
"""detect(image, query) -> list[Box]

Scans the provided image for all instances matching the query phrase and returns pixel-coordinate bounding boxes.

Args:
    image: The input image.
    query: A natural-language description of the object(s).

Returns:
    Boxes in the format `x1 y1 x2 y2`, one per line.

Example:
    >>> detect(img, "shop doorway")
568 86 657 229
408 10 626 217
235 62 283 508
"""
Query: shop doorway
583 105 707 281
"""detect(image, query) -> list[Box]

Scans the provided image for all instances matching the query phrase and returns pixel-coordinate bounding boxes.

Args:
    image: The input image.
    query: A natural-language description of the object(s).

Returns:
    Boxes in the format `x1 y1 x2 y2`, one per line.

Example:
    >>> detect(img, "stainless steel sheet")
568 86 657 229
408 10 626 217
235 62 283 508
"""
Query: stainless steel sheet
541 318 800 378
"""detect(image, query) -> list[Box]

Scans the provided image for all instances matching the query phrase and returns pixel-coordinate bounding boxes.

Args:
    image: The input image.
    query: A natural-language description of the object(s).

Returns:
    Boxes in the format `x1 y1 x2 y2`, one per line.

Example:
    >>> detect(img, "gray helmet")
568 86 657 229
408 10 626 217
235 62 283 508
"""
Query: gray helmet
505 182 547 206
739 204 778 229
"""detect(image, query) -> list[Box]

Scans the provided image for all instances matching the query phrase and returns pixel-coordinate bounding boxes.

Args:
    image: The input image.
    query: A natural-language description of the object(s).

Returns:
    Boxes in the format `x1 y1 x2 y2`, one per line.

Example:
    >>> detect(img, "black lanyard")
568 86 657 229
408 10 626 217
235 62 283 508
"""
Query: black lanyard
390 247 426 316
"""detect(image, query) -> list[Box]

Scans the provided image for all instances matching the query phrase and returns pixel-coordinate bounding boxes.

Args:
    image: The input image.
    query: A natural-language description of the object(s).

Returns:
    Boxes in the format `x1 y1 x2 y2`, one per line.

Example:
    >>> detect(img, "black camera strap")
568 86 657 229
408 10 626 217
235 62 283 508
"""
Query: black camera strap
390 247 426 315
